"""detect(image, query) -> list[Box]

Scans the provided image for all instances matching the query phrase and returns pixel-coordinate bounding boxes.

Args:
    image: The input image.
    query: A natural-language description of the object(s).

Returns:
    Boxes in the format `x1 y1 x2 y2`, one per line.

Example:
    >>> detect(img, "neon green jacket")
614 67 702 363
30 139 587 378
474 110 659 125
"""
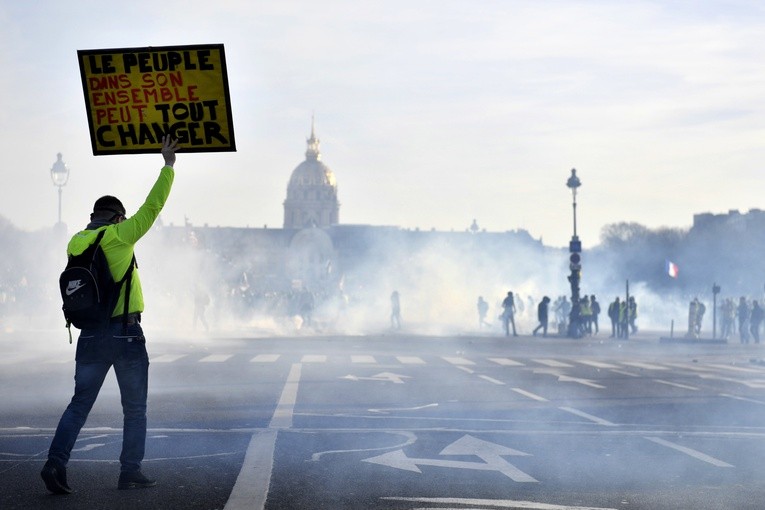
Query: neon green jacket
67 166 174 317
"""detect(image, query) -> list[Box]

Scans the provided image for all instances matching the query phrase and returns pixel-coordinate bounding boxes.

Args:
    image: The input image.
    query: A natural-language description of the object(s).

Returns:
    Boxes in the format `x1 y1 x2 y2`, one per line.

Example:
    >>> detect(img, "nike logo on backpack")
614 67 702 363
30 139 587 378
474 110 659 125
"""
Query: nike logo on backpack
66 280 86 296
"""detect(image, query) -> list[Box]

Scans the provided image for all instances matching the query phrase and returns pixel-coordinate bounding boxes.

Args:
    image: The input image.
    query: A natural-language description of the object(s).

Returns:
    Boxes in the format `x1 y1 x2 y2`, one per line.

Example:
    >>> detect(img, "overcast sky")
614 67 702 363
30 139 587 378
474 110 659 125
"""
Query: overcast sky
2 0 764 248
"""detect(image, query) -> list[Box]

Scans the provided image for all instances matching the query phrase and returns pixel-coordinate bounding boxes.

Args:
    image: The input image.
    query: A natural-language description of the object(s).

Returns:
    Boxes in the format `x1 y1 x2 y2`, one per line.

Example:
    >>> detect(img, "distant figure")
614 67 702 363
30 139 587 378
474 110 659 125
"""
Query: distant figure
738 297 750 344
390 290 401 329
476 296 490 329
193 284 210 332
580 295 592 335
721 298 735 339
751 301 763 344
532 296 551 337
628 296 638 334
589 295 600 334
501 291 518 337
299 288 315 327
608 297 620 338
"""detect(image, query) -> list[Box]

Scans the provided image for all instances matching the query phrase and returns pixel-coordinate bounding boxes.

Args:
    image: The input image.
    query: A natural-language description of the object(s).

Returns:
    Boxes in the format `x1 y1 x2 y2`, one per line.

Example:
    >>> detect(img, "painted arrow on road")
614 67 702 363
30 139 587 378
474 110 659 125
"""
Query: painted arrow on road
362 434 538 482
341 372 411 384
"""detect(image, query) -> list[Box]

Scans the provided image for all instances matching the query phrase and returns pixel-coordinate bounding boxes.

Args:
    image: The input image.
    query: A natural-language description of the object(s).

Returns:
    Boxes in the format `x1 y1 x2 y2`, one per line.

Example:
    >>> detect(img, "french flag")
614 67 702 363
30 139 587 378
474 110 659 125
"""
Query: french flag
666 260 679 279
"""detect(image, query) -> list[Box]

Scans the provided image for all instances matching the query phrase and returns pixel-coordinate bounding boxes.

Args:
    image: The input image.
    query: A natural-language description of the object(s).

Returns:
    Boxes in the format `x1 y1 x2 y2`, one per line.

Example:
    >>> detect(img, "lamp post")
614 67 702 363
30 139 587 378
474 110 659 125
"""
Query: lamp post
566 168 583 338
50 153 70 225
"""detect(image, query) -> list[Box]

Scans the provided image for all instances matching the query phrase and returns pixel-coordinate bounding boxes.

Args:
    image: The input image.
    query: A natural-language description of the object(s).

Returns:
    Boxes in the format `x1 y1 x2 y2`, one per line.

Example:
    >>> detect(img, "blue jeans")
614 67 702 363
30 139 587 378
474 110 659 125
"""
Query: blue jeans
48 322 149 473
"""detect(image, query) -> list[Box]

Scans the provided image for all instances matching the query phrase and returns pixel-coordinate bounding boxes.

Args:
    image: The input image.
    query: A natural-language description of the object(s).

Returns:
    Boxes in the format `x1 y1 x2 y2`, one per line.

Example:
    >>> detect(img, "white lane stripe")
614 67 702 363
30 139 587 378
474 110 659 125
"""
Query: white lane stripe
442 356 475 366
382 497 619 510
226 362 303 510
223 429 276 510
645 437 733 467
301 355 326 363
351 355 377 363
479 375 505 385
199 354 233 363
151 354 187 363
720 393 765 405
250 354 280 363
456 366 475 374
489 357 525 366
396 356 426 364
653 379 699 390
706 363 762 373
533 359 573 368
559 407 617 426
270 363 302 429
609 369 640 377
577 360 619 369
511 388 548 402
621 361 668 370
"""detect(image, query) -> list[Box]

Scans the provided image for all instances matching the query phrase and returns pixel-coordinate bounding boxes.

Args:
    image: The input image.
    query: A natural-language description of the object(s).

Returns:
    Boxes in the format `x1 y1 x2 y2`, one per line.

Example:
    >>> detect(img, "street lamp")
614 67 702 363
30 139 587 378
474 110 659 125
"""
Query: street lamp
50 153 70 224
566 168 583 338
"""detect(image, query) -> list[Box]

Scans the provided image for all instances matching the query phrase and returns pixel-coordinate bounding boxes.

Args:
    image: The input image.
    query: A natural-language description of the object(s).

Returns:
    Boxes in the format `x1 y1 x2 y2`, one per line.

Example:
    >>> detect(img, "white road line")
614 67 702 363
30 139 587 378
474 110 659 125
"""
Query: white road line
489 357 525 366
720 393 765 405
351 355 377 363
559 407 617 427
706 363 763 374
250 354 280 363
644 436 734 467
396 356 426 364
456 366 475 374
577 360 619 369
270 363 302 429
442 356 476 366
653 379 699 390
479 375 505 385
621 361 668 370
609 369 640 377
199 354 233 363
382 497 619 510
150 354 188 363
225 363 303 510
533 359 574 368
511 388 549 402
301 354 327 363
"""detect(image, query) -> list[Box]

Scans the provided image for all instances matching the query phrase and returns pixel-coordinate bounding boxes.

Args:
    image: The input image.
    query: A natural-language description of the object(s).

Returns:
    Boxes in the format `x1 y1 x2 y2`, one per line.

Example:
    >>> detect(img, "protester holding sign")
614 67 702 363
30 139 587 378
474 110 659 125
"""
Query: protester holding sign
41 136 178 494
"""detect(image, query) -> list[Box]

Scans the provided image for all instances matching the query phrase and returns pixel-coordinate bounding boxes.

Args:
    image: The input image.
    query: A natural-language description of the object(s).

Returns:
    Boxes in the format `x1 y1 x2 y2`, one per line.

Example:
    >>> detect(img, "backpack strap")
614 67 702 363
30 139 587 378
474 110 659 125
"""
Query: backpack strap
120 254 137 334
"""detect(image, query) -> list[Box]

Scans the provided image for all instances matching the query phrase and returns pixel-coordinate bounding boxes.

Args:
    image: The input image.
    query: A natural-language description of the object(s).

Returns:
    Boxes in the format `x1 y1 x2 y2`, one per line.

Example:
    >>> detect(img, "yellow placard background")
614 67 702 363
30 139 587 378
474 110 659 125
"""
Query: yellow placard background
78 44 235 155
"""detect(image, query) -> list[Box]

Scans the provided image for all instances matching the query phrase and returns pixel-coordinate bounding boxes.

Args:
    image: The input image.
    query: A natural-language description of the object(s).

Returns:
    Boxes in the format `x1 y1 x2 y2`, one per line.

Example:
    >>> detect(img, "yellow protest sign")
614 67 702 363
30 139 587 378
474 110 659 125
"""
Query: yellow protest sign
77 44 236 155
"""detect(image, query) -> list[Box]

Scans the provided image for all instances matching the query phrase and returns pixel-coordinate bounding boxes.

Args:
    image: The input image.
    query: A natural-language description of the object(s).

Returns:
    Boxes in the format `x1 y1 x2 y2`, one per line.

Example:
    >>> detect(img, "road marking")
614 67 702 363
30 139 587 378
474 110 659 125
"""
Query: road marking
653 379 699 390
341 372 410 384
301 354 327 363
363 434 538 482
270 363 302 429
199 354 233 363
706 363 763 374
559 407 617 426
621 361 668 370
381 497 619 510
351 355 377 363
479 375 505 385
397 356 426 364
609 369 640 377
511 388 549 402
368 403 438 414
150 354 187 363
558 375 605 389
533 359 573 368
226 363 303 510
442 356 476 366
489 357 525 366
720 393 765 405
698 373 765 388
577 359 619 369
250 354 280 363
455 365 475 374
644 436 733 467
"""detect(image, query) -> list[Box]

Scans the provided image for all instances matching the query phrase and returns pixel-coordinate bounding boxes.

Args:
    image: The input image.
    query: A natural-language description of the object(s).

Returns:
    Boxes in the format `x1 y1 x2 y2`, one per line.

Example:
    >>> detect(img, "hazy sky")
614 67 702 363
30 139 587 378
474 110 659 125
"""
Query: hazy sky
2 0 764 247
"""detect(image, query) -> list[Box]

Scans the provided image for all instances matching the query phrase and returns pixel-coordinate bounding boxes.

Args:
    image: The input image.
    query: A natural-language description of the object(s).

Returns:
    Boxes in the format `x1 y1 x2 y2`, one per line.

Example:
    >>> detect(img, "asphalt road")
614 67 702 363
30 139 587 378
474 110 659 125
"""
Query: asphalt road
2 329 765 509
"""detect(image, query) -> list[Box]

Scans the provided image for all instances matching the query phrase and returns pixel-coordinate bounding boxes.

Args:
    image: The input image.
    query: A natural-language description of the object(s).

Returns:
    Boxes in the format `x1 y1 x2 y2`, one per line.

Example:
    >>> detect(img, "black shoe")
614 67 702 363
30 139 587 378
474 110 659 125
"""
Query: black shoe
118 470 157 490
41 459 72 495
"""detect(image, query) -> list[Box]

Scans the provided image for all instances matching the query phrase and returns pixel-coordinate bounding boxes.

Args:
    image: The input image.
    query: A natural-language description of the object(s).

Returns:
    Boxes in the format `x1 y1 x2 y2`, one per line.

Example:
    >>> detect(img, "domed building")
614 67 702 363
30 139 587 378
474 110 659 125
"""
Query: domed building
283 121 340 229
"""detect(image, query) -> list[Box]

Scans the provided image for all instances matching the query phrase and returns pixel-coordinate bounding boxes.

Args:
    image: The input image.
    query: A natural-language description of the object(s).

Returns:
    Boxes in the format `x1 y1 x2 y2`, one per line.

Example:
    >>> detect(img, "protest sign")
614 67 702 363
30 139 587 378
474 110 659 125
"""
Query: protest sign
77 44 236 155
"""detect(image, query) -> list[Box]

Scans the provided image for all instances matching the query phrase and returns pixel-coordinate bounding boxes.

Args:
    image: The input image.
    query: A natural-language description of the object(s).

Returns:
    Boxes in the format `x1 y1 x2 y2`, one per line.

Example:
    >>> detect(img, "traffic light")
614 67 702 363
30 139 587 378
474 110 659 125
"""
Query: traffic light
569 253 581 271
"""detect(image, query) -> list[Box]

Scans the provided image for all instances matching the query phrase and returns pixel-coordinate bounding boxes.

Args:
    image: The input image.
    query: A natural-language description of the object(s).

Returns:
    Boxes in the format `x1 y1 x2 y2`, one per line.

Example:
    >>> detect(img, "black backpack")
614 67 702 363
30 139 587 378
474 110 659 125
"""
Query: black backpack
59 228 135 342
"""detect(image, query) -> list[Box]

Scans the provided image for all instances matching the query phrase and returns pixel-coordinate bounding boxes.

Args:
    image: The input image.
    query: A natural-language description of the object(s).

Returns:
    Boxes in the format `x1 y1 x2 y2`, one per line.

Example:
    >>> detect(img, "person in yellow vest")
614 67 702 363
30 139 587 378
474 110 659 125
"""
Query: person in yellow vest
42 137 178 495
